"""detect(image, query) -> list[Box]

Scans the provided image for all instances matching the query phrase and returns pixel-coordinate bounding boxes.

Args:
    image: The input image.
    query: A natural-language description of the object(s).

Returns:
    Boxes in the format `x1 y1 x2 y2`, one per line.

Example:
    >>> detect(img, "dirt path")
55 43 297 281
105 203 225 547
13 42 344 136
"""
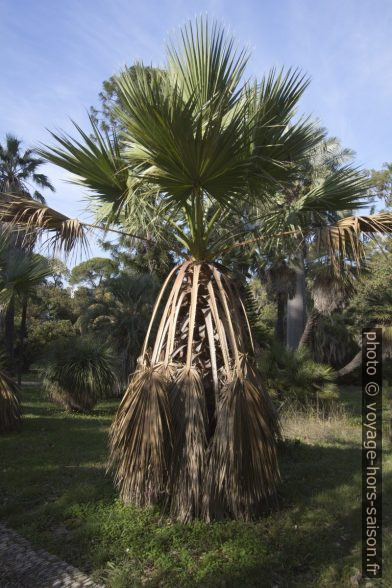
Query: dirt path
0 524 104 587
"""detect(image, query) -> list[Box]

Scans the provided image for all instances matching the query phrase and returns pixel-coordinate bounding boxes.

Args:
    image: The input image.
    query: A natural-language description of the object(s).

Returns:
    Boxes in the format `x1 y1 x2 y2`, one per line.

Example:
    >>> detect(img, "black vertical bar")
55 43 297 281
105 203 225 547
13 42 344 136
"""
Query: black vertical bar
362 328 382 579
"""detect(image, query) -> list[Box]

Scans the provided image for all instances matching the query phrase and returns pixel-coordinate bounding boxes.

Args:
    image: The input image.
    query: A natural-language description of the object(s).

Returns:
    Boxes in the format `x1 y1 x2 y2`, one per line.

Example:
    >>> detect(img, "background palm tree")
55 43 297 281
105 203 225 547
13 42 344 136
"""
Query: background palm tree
77 271 159 388
0 228 51 378
40 336 117 412
0 134 55 365
251 136 359 349
0 134 54 202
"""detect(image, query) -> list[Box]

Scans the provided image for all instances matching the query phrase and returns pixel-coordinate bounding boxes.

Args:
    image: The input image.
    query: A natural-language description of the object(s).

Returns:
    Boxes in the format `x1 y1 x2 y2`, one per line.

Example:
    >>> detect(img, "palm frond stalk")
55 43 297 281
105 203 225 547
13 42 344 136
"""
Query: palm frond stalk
109 261 279 521
0 360 21 433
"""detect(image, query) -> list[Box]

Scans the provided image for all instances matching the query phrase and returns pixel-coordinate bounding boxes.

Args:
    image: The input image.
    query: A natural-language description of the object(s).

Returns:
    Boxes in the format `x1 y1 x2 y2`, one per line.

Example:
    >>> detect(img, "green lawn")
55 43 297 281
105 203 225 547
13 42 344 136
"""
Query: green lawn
0 385 390 587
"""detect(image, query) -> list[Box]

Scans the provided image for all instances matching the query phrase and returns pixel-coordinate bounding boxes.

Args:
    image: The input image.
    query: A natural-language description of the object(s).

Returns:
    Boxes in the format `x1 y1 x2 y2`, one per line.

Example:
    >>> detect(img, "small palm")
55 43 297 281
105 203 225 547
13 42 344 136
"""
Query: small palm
0 134 54 202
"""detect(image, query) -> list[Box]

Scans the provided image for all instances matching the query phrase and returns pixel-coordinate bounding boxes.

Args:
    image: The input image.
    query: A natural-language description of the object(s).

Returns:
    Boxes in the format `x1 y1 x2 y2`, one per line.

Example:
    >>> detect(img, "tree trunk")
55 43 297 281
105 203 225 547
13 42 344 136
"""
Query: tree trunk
335 349 362 378
286 254 306 349
275 292 286 344
17 296 28 385
4 296 15 362
298 308 320 350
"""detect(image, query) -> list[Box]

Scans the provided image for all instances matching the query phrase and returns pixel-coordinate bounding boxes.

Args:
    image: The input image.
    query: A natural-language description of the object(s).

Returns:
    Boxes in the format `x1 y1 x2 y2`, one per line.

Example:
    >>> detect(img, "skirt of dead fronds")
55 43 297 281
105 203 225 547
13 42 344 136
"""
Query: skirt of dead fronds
109 261 280 521
0 368 21 433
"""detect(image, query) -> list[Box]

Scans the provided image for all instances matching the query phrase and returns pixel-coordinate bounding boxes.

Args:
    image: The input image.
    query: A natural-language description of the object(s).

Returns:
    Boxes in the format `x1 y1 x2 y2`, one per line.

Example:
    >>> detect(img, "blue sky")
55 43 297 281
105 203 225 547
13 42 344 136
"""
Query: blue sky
1 0 391 260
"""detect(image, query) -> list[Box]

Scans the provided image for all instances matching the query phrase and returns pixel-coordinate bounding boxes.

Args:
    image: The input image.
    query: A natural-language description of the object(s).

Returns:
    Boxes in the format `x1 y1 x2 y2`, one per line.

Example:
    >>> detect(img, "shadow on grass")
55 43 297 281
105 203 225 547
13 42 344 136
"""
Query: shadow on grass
131 441 387 588
2 387 389 587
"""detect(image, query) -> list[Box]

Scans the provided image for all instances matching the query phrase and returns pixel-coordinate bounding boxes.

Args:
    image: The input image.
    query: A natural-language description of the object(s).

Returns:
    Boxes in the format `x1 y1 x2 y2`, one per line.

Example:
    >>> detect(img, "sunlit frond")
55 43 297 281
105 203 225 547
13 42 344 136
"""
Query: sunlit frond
38 116 129 222
319 212 392 270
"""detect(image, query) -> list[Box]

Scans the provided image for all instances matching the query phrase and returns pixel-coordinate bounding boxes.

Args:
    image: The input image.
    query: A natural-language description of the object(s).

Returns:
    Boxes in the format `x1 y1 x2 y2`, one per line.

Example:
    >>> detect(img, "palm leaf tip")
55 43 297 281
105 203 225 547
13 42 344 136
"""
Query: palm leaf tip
203 362 280 521
0 194 89 255
109 364 173 506
38 116 129 209
322 212 392 269
169 366 207 521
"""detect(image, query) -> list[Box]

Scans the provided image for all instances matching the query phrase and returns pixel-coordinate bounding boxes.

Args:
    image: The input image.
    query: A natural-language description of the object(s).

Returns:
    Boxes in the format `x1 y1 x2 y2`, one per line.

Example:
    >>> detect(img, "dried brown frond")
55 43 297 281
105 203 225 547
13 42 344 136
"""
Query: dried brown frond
319 212 392 271
109 364 173 506
311 270 356 314
338 212 392 234
0 367 21 433
0 193 89 255
110 261 280 520
203 360 280 521
168 366 207 521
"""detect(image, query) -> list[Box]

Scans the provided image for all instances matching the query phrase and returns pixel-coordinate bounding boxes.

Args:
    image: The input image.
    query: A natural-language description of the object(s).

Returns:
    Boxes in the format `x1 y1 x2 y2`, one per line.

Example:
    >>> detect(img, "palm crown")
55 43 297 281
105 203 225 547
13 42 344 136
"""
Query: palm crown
0 134 54 202
38 20 334 260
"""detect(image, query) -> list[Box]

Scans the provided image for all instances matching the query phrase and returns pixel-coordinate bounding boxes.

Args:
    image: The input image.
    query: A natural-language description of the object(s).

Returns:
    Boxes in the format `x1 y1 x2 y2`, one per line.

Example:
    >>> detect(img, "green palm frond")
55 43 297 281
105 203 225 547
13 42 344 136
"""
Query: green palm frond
167 17 249 109
39 116 129 222
0 251 51 308
116 64 250 209
247 69 323 189
295 166 369 213
41 336 117 412
27 18 328 259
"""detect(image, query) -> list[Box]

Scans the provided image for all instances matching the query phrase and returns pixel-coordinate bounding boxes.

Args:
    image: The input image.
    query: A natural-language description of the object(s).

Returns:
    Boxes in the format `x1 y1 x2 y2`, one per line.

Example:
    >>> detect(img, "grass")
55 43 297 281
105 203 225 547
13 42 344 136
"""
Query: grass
0 385 391 587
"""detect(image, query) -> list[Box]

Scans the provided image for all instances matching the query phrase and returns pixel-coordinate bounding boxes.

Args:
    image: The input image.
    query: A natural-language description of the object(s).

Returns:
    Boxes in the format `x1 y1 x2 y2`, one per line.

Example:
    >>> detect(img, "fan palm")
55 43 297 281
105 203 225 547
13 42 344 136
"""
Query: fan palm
0 134 54 202
77 271 159 388
0 134 55 363
41 336 117 412
0 18 390 520
248 136 364 349
0 229 51 373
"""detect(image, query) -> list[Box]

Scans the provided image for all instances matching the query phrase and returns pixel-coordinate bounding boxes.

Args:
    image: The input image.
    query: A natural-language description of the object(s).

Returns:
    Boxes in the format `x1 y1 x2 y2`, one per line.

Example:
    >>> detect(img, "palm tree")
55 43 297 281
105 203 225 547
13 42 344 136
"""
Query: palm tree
40 336 117 412
0 134 54 201
0 19 389 520
0 228 51 378
255 136 358 349
298 260 357 349
77 271 159 388
0 134 55 361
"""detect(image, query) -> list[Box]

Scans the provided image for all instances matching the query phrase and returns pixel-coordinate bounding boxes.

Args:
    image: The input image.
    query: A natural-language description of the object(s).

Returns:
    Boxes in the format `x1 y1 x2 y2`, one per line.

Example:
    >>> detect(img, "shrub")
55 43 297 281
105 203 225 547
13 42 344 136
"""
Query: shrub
25 319 75 366
258 342 339 410
40 336 117 412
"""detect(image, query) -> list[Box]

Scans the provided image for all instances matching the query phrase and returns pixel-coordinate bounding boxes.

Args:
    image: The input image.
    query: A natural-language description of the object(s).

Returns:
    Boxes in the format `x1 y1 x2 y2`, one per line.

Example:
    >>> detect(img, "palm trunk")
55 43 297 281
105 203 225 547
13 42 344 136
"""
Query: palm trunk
286 253 306 349
335 349 362 378
298 308 320 350
275 292 286 343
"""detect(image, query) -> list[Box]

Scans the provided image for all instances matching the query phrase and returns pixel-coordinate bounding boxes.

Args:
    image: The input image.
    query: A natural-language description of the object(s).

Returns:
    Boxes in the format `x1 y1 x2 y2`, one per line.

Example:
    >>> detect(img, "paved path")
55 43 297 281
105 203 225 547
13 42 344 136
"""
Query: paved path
0 524 104 588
